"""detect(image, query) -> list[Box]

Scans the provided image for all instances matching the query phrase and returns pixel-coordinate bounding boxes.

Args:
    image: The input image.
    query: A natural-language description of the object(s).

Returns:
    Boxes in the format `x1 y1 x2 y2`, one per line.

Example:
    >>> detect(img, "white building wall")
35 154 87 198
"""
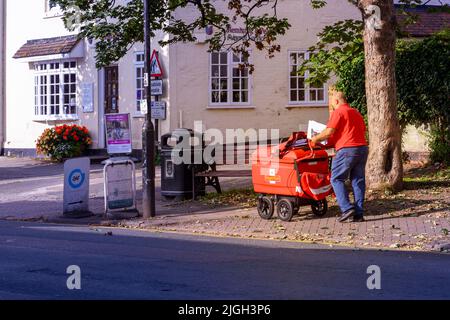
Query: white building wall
170 0 361 140
3 0 170 153
5 0 77 151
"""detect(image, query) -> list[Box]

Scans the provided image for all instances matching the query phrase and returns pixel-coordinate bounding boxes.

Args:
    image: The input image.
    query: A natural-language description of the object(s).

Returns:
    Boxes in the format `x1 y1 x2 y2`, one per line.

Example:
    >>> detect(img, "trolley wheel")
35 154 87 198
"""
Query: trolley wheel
257 195 274 220
277 198 294 222
311 199 328 216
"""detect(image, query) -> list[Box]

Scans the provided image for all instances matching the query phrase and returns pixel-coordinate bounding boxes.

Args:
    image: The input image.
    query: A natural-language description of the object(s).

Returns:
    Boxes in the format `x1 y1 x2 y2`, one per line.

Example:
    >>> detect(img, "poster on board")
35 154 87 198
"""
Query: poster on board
105 113 132 155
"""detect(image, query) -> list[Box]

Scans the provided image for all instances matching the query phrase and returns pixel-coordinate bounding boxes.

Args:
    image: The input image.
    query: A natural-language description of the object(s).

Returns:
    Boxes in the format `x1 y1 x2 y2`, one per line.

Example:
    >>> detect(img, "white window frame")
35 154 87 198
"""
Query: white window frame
208 51 253 108
135 52 145 113
33 60 79 121
288 50 328 107
44 0 63 18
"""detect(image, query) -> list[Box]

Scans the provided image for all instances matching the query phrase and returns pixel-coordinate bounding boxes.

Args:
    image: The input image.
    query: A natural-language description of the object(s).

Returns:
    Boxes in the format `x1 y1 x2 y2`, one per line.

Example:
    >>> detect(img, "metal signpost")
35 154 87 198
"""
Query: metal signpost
142 0 156 218
151 101 166 120
63 157 93 218
151 79 163 96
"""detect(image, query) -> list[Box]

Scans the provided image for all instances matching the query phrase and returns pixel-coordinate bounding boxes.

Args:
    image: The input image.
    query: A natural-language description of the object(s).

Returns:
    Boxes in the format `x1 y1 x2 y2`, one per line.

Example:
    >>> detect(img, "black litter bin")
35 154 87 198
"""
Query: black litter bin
160 129 206 200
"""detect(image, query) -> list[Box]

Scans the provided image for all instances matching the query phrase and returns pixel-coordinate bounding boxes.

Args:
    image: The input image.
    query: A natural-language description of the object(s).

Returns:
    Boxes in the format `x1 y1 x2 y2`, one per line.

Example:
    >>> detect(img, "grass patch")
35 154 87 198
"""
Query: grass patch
199 188 257 208
403 165 450 190
404 166 450 182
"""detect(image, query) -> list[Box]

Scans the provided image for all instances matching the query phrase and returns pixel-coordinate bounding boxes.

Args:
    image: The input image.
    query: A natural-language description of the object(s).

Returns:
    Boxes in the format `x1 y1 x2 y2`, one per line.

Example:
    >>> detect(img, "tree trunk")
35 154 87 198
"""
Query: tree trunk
359 0 403 191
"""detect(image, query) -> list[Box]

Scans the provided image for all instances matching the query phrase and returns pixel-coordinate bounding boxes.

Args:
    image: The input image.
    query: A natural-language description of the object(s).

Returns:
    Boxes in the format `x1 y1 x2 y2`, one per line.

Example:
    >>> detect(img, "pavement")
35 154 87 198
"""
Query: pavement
1 156 449 252
1 220 450 300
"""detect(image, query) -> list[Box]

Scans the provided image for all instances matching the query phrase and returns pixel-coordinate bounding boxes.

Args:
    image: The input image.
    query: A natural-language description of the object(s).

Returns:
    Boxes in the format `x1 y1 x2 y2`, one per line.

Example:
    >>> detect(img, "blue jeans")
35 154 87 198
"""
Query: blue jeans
331 146 368 217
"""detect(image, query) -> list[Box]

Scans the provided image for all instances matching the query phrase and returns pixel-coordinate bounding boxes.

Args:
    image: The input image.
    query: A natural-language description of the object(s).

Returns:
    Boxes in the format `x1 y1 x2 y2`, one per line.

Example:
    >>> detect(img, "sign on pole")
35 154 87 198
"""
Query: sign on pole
151 101 166 120
140 101 166 119
151 79 163 96
63 157 91 217
150 50 163 77
105 113 132 155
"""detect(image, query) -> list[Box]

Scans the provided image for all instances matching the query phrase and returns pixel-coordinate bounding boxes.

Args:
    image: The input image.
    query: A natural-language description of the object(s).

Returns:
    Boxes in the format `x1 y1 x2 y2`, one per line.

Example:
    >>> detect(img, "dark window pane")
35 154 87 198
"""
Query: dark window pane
290 53 297 65
310 90 317 101
298 78 305 89
298 90 305 101
241 79 248 90
290 90 297 101
211 78 219 90
220 66 227 77
290 78 297 89
220 91 227 103
290 66 298 77
220 79 227 90
317 90 324 101
220 52 227 64
241 91 248 102
233 79 240 90
211 66 219 77
212 91 220 103
233 91 240 103
211 53 219 64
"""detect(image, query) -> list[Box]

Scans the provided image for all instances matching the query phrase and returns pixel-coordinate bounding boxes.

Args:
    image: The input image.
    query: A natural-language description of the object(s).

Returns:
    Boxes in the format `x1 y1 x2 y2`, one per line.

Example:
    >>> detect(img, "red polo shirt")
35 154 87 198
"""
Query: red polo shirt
327 103 367 151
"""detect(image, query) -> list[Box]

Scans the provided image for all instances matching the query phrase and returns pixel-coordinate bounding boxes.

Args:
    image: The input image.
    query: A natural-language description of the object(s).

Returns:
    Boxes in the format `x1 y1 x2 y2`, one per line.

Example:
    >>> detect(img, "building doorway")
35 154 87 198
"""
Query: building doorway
104 66 119 114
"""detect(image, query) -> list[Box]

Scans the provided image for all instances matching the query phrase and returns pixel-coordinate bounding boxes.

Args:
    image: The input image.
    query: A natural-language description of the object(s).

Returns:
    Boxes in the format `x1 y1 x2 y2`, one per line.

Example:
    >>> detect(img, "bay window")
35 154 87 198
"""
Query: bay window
33 60 78 119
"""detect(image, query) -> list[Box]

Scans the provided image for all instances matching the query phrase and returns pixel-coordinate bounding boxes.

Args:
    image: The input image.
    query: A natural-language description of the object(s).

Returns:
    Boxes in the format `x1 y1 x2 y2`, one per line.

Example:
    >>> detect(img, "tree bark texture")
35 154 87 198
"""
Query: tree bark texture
359 0 403 191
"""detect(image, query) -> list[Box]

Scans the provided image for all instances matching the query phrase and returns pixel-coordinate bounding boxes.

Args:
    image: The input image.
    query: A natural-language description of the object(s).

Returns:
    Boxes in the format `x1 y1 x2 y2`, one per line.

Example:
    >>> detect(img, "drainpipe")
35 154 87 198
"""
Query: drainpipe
0 1 5 155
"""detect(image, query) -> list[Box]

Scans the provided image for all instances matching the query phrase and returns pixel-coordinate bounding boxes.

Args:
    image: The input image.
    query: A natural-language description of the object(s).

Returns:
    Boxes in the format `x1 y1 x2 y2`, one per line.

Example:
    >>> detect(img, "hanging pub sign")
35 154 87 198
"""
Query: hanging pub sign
104 113 132 155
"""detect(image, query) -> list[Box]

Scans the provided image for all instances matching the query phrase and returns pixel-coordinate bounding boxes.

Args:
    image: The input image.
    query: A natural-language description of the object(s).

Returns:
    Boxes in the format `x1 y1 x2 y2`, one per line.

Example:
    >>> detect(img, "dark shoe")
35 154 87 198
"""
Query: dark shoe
338 209 355 223
351 215 365 222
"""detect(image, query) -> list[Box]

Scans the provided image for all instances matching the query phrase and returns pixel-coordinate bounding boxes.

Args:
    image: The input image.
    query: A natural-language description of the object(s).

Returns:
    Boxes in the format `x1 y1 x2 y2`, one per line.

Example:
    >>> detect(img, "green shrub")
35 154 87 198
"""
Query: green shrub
336 29 450 163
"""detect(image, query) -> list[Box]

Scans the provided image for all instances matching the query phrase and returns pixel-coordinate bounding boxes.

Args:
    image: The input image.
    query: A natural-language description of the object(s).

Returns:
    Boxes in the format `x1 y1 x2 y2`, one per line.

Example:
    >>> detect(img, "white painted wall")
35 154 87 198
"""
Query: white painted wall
169 0 361 139
3 0 170 151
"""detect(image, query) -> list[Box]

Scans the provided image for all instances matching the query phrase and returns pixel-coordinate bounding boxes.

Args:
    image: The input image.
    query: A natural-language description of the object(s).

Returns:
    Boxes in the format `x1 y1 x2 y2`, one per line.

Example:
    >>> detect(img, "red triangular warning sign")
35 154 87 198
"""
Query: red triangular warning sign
150 50 163 77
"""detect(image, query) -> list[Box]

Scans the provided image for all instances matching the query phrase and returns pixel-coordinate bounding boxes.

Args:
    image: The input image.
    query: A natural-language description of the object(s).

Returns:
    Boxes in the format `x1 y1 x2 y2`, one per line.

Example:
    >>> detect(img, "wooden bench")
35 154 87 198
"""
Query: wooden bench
194 166 252 195
191 142 258 199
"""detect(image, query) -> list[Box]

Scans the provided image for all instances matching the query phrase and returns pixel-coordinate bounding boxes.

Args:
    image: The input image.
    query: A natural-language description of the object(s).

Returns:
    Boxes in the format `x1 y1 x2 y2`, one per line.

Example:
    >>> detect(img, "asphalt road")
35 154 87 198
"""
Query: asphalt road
0 220 449 300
